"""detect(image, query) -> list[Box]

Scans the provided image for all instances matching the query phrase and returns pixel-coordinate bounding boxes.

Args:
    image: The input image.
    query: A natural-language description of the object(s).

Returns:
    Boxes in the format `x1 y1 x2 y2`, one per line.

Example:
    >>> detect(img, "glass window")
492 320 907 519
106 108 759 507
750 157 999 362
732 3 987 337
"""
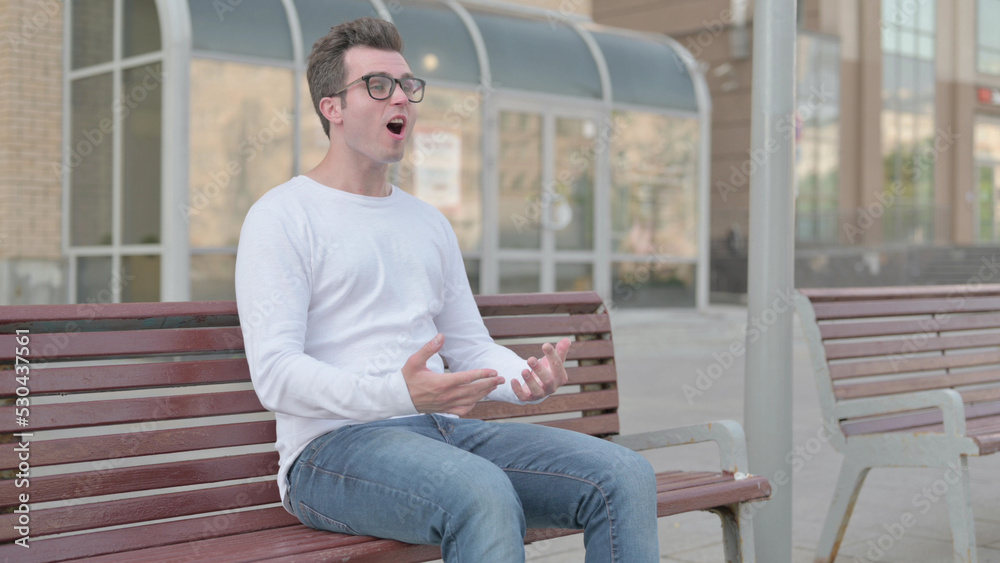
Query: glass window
72 0 113 69
70 73 114 247
121 255 160 302
189 59 294 249
392 0 480 84
470 10 602 99
881 0 936 244
391 86 484 252
610 111 699 260
123 0 161 58
592 31 697 112
191 254 237 300
556 263 593 292
296 0 381 55
979 0 1000 75
77 256 113 303
499 261 540 293
612 262 695 308
122 63 162 245
188 0 293 61
975 117 1000 161
554 117 595 251
795 33 840 245
498 112 543 250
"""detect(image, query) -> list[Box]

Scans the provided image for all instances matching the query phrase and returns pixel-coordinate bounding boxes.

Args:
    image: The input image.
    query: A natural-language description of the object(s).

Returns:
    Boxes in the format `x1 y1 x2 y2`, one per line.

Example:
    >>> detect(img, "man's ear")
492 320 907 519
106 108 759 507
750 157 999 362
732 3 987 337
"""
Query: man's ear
319 96 344 126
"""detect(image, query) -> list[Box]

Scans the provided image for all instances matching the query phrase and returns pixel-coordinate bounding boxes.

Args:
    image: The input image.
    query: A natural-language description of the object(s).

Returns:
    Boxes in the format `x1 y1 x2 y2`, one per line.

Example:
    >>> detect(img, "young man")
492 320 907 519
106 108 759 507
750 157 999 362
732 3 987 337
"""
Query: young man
234 17 659 562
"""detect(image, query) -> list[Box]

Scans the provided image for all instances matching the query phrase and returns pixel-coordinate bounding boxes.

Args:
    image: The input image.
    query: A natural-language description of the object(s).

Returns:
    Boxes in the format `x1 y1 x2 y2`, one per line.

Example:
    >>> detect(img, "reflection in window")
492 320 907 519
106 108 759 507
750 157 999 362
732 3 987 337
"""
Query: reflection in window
556 263 593 292
192 254 237 301
392 86 484 254
554 118 595 252
498 112 543 250
610 111 699 259
70 73 114 247
122 63 162 245
121 255 160 302
881 0 936 244
71 0 113 69
795 34 840 245
612 262 695 308
979 0 1000 75
189 59 294 249
975 118 1000 241
499 261 540 294
76 256 113 303
124 0 161 58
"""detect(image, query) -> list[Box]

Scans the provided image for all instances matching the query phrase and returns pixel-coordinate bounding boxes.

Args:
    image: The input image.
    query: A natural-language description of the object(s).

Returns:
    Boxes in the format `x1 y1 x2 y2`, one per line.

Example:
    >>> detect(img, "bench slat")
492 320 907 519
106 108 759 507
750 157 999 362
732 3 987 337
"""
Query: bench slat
0 420 275 469
811 296 1000 320
483 314 610 338
828 350 1000 379
818 312 1000 339
0 327 244 362
465 389 617 420
0 390 265 433
0 300 240 333
840 400 1000 438
505 339 614 362
0 358 250 397
536 413 619 436
833 369 1000 399
0 481 280 541
0 452 279 507
824 331 1000 360
800 285 1000 301
475 291 604 317
0 508 300 563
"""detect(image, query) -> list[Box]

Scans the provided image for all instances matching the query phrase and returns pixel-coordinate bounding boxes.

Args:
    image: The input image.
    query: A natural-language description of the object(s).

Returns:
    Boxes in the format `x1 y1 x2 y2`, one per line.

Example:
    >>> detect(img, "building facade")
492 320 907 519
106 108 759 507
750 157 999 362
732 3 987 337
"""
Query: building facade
596 0 1000 298
0 0 713 308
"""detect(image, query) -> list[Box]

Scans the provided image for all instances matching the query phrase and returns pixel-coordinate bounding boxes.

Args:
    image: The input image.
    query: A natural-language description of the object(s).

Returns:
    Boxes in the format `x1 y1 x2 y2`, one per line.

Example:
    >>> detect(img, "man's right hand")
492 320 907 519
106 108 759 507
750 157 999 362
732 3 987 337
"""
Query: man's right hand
402 334 505 416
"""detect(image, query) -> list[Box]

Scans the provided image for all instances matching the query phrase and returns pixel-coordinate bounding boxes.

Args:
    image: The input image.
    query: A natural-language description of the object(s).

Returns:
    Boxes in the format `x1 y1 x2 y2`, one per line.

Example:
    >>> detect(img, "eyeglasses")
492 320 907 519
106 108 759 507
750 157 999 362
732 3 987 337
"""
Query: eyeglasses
330 74 426 103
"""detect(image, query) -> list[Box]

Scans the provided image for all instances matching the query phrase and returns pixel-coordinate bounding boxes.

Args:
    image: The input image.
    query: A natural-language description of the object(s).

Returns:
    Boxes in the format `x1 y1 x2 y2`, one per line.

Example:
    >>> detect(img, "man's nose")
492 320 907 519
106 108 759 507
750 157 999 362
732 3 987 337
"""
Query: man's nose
390 81 410 105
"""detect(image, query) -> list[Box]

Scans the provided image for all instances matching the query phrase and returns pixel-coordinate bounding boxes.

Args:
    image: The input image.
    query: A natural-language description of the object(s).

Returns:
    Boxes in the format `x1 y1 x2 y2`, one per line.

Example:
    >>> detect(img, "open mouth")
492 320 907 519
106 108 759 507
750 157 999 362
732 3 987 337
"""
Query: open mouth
387 117 405 136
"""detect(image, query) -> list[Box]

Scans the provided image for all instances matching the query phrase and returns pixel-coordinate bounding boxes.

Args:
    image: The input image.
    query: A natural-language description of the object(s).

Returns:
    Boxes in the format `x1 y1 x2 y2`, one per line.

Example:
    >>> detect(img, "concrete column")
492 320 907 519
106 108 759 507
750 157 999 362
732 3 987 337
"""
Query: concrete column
744 0 796 561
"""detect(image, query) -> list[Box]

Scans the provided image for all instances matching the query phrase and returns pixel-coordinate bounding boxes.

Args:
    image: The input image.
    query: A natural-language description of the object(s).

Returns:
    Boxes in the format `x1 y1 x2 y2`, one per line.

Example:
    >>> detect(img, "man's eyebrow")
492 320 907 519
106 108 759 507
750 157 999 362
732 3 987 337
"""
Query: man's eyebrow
367 70 415 78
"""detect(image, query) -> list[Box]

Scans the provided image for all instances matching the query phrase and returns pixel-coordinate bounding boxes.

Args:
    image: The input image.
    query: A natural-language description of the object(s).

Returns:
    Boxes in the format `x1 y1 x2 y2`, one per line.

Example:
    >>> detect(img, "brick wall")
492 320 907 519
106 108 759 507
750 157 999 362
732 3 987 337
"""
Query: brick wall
0 0 63 261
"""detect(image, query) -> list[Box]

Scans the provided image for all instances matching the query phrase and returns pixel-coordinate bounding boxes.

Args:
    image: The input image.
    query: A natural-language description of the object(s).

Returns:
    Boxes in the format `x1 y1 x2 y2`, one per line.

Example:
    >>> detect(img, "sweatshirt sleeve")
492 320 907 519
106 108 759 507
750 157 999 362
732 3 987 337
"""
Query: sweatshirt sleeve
431 222 545 405
235 204 418 421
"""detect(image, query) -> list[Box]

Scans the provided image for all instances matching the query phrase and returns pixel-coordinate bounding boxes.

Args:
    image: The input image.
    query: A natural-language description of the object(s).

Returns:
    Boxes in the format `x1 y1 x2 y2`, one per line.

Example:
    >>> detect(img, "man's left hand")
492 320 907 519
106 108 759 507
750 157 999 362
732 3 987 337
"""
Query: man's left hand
511 337 571 402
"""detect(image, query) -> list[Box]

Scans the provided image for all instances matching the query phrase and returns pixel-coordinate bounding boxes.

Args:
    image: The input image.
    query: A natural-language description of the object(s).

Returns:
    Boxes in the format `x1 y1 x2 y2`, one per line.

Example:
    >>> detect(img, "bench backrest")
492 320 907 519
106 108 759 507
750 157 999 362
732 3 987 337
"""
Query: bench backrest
795 286 1000 431
0 291 617 559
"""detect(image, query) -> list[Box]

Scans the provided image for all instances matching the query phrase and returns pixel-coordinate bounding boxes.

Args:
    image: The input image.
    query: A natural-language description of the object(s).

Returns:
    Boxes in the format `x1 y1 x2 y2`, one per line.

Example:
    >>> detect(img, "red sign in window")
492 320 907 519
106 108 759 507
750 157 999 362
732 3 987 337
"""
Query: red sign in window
980 87 1000 106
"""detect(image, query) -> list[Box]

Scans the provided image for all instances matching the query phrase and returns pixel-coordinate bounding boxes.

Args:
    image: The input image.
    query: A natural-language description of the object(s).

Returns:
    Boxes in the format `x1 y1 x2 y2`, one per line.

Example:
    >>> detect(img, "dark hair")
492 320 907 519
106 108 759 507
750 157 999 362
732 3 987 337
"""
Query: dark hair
307 17 404 137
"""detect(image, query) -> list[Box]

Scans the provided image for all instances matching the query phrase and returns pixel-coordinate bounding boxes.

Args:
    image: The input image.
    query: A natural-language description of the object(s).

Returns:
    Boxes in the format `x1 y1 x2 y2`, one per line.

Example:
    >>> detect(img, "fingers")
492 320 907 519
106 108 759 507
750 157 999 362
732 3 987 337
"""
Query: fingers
405 333 443 372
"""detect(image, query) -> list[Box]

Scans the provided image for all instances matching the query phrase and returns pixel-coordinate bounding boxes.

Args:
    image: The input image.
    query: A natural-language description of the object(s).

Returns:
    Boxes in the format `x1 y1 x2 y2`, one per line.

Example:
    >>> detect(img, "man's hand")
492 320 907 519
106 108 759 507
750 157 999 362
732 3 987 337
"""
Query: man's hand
402 334 505 416
511 338 571 402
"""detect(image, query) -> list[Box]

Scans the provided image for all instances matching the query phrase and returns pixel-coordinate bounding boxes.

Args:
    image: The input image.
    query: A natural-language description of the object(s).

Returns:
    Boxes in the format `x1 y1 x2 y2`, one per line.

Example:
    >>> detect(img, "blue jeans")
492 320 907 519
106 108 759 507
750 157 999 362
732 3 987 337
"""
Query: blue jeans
287 414 659 562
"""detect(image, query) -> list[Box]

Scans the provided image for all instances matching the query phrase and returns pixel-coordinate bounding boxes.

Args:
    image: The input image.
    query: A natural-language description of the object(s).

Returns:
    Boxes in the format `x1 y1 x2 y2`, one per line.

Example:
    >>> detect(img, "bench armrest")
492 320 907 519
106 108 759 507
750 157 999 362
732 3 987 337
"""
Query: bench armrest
832 389 967 437
609 420 750 475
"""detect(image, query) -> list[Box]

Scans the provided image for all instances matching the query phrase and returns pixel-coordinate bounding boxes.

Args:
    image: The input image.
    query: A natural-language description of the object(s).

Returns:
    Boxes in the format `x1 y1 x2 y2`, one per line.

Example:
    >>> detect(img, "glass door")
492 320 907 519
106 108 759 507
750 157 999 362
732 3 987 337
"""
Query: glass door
979 162 1000 242
493 106 600 293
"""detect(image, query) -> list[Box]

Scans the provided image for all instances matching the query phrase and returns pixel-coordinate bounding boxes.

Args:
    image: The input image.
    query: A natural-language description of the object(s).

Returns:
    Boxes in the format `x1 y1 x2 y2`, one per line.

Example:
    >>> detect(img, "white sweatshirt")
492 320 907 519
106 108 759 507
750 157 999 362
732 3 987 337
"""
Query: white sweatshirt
234 175 537 511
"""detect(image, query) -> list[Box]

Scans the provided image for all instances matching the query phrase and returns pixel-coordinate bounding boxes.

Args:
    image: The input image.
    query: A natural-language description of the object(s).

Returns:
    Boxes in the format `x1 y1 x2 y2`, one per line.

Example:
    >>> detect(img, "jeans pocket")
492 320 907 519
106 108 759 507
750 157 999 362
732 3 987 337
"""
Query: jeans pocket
297 500 361 536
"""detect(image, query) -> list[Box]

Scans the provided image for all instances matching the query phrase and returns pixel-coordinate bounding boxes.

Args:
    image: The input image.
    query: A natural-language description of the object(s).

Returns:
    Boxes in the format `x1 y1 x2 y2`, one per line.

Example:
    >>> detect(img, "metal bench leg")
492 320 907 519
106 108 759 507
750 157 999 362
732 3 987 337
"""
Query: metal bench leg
713 502 756 563
815 459 870 563
945 455 978 563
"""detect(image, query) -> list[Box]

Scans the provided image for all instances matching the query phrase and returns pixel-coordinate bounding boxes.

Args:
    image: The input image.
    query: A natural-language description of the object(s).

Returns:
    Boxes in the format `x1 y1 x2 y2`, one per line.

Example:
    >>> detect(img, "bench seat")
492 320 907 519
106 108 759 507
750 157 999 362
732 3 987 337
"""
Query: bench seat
1 292 769 562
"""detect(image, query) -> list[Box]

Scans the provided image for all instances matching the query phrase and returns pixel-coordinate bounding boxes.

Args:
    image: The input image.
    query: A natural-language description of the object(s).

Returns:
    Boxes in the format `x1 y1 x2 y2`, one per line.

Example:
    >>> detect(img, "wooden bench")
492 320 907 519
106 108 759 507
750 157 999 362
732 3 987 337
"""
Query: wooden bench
0 291 770 562
795 285 1000 563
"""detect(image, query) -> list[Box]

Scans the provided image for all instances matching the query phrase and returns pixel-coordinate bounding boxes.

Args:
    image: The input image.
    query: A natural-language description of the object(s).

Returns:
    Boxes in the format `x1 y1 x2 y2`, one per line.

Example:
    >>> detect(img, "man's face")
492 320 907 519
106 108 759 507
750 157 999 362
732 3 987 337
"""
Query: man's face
334 46 417 165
